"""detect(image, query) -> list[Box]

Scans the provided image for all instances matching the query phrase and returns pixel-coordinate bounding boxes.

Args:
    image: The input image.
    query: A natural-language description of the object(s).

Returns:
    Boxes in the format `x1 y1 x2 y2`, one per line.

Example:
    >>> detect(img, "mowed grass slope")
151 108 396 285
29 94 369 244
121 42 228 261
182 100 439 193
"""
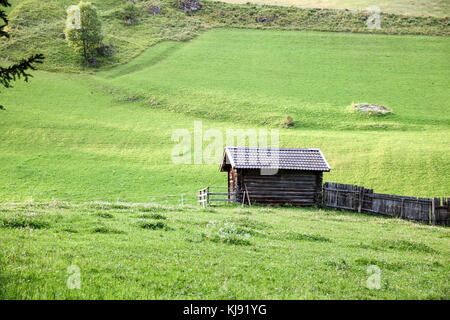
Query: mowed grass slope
0 29 449 202
0 201 448 299
2 0 448 73
99 29 449 196
213 0 450 17
100 29 450 129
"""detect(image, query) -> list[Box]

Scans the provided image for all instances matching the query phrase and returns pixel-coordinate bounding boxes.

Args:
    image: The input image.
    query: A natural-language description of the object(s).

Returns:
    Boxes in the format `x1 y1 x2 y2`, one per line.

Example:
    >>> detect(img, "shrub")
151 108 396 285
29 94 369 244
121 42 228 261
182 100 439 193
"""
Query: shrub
119 2 141 25
96 44 116 57
282 115 294 128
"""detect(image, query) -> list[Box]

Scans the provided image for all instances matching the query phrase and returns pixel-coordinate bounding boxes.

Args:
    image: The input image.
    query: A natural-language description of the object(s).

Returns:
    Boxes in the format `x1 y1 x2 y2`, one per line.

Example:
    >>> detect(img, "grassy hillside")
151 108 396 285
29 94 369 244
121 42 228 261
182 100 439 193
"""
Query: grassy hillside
0 201 448 299
213 0 450 17
1 0 448 72
99 29 450 130
0 29 449 202
0 0 448 301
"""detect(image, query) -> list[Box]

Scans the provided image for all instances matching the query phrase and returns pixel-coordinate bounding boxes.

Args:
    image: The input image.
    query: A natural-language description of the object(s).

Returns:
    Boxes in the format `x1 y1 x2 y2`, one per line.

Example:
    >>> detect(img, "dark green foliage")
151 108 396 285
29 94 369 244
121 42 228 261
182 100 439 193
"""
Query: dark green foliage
0 54 44 89
119 2 141 25
91 226 124 234
0 0 10 38
139 221 167 230
0 216 49 229
0 0 44 109
139 213 167 220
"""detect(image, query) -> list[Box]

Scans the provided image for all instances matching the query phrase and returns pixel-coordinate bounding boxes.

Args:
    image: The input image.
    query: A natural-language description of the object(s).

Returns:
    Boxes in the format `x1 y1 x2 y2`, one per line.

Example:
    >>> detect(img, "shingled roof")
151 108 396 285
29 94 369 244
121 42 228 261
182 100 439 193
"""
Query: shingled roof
220 146 330 172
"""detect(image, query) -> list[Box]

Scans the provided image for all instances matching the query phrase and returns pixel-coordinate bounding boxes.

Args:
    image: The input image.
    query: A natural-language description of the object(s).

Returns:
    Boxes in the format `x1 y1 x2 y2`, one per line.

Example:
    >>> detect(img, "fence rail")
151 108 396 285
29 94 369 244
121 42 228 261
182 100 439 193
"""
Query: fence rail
323 182 449 226
196 183 449 226
198 187 234 207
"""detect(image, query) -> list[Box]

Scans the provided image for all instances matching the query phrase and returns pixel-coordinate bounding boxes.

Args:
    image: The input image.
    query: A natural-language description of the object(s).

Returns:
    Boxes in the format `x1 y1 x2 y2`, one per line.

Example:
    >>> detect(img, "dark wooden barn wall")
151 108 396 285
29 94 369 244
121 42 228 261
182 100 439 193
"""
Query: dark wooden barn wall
231 169 322 206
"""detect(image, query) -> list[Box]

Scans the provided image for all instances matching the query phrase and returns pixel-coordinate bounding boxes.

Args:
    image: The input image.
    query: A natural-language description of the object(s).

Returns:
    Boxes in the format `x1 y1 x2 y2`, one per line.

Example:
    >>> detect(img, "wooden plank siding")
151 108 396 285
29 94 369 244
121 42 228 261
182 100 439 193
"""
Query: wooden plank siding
230 169 322 206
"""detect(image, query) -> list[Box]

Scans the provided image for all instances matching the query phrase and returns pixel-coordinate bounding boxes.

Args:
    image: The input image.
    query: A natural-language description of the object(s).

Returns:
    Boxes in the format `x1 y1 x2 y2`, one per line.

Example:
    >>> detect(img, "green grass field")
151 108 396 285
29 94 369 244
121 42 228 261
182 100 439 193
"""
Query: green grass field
1 29 448 202
0 0 449 300
0 201 448 299
213 0 450 17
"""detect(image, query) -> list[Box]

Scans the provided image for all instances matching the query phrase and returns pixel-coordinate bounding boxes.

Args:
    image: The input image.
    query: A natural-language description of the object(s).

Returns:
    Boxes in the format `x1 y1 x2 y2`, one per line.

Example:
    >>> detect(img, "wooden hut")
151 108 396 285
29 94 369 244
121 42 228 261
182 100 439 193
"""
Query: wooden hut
219 146 330 206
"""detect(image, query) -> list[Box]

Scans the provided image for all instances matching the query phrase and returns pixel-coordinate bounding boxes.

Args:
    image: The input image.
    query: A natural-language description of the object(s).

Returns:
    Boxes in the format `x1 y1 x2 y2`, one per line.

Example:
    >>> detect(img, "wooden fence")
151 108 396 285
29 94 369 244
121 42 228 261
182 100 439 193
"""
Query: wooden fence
323 182 449 226
198 187 234 207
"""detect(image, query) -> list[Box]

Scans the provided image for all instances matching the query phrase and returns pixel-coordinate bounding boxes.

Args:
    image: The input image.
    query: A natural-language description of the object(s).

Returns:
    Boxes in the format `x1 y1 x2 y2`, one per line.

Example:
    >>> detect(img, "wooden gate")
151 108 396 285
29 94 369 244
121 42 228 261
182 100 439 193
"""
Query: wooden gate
198 187 234 207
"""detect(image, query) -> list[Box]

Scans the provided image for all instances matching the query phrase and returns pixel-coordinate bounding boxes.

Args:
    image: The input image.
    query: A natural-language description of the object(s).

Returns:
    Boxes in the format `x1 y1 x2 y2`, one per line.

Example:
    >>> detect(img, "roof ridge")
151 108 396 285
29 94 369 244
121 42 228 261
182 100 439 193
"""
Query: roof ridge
225 146 321 151
221 146 331 172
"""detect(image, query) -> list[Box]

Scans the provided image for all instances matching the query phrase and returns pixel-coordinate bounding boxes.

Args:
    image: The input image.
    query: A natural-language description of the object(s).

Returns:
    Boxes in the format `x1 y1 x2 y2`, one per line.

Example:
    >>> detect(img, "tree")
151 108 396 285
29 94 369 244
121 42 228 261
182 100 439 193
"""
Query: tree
0 0 44 110
65 1 103 62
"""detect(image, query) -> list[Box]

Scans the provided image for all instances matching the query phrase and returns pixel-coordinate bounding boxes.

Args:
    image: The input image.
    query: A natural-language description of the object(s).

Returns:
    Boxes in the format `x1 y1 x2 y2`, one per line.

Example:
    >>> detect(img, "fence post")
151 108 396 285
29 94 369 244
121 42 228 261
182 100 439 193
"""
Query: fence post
202 189 206 208
322 183 325 207
431 198 435 225
358 187 362 213
400 198 404 219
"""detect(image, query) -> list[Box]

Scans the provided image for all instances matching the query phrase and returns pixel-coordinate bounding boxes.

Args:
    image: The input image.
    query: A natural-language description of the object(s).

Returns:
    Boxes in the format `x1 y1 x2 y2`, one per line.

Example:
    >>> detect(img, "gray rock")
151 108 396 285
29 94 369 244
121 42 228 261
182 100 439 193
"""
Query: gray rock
352 103 393 115
178 0 201 13
147 5 162 15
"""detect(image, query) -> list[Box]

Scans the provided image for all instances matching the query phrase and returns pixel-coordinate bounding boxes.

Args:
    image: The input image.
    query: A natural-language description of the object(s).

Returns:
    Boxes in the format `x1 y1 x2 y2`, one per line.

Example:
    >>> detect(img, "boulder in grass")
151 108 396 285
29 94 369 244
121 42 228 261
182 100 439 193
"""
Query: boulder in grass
256 14 278 23
281 115 295 128
86 58 98 67
178 0 201 13
351 102 393 116
147 5 162 15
